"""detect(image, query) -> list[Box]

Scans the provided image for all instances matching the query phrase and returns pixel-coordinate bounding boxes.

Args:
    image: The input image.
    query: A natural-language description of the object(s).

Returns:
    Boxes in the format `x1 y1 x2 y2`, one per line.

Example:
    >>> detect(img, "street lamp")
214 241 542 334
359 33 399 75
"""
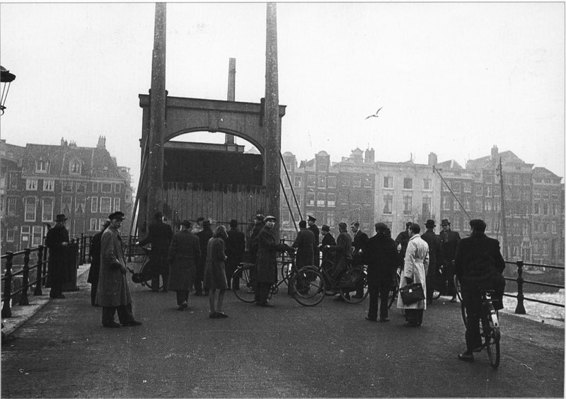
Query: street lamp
1 66 16 115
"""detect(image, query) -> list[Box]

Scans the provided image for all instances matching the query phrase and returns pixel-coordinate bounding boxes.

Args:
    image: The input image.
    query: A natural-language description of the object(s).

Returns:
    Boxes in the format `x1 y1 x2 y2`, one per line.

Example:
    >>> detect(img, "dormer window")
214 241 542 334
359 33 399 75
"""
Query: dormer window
70 159 82 175
35 160 49 173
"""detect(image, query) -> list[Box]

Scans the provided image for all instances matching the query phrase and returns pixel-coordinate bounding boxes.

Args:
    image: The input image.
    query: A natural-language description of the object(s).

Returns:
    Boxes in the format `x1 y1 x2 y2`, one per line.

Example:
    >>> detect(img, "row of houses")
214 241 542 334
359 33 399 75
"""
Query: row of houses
280 145 564 265
0 137 134 253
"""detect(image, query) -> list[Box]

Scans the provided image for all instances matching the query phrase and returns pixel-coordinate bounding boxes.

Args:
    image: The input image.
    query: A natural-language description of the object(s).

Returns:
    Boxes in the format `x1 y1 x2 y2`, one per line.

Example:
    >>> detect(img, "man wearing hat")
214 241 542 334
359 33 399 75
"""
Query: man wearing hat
196 219 214 296
138 211 173 292
97 211 141 327
350 221 369 299
421 219 443 305
455 219 505 362
167 220 201 310
226 219 246 290
319 224 336 265
439 219 461 302
45 214 70 299
394 222 413 268
307 215 320 267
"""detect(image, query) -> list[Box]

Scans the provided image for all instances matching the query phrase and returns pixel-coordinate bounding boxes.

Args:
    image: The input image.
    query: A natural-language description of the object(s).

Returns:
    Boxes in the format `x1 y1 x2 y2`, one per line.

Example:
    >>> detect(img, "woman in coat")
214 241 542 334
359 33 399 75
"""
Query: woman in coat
204 225 229 318
168 220 201 310
397 223 429 327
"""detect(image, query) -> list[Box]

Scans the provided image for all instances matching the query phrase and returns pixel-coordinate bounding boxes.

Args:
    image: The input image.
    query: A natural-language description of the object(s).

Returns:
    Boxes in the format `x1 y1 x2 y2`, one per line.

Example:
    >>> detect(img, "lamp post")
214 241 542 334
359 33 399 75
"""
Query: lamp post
0 66 16 115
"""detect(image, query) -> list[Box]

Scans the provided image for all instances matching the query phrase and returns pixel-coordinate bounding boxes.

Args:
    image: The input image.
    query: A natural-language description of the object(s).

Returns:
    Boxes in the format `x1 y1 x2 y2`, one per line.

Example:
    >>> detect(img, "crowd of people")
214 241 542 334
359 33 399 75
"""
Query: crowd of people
41 209 505 362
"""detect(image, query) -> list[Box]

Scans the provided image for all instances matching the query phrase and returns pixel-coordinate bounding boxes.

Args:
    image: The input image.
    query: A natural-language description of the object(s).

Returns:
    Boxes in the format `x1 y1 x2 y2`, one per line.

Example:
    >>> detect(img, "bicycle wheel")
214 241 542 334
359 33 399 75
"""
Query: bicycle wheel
280 262 292 282
486 316 501 369
291 267 325 307
139 258 162 291
388 273 400 309
232 266 256 303
338 268 368 304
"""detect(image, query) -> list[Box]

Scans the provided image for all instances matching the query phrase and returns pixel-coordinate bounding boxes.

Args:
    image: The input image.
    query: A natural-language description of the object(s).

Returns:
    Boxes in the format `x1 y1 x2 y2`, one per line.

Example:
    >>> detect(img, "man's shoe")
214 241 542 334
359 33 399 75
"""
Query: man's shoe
216 312 228 318
177 305 185 311
103 321 121 328
458 352 474 362
209 312 220 318
122 320 142 327
472 345 483 352
365 316 377 322
379 318 390 322
260 302 274 307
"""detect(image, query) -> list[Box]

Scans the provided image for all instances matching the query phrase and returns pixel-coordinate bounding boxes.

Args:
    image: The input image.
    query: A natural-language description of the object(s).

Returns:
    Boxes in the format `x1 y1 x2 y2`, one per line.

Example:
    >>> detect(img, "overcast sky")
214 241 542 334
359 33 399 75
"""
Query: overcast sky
1 2 564 187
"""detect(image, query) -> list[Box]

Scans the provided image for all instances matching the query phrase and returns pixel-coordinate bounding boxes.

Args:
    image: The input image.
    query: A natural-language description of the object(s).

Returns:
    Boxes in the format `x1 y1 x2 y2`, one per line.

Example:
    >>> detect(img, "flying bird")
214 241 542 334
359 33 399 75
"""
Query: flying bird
365 107 382 119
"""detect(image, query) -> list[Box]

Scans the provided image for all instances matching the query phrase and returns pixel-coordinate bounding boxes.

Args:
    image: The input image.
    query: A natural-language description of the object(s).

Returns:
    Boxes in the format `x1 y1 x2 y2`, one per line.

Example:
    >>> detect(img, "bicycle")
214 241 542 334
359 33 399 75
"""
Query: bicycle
126 246 162 290
318 258 368 304
232 252 326 307
456 277 501 369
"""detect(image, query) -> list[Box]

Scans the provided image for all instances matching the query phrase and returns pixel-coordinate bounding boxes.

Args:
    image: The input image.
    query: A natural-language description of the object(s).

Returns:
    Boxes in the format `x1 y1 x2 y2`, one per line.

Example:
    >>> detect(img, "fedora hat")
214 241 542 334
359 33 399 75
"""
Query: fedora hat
55 214 67 222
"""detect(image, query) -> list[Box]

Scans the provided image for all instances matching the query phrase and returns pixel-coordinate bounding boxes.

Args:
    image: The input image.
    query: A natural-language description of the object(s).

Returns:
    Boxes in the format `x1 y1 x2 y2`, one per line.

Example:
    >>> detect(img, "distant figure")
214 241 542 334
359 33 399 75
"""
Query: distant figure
307 215 320 267
292 220 315 269
421 219 443 305
167 220 200 311
196 220 213 296
138 211 173 292
394 222 413 268
319 224 336 268
204 225 229 318
364 223 398 322
247 214 265 292
397 223 429 327
350 221 369 299
191 217 205 235
439 219 461 302
45 214 70 299
225 219 246 289
96 212 141 328
88 220 111 306
455 219 506 362
327 222 353 283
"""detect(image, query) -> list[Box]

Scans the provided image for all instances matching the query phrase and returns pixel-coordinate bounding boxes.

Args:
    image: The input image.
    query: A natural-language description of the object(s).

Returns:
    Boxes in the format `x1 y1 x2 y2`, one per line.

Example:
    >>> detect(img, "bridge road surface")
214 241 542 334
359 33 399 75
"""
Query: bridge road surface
2 270 564 398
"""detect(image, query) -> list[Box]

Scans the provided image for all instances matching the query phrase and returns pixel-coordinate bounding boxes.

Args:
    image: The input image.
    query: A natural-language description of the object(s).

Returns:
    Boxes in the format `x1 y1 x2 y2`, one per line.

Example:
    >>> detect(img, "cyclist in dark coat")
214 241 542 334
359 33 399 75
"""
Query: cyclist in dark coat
364 223 398 322
455 219 505 362
292 220 315 269
138 211 173 292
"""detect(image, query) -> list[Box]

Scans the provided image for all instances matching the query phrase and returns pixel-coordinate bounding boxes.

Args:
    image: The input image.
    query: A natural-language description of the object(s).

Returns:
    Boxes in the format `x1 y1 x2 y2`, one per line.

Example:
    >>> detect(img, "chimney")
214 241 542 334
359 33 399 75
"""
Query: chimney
491 145 498 160
225 58 236 145
428 152 438 166
97 136 106 149
364 148 375 164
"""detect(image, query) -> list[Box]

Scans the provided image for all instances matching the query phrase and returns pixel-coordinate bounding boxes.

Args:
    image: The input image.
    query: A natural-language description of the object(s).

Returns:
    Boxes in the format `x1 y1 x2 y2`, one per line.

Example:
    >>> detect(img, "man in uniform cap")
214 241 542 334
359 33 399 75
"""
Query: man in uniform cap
307 215 320 267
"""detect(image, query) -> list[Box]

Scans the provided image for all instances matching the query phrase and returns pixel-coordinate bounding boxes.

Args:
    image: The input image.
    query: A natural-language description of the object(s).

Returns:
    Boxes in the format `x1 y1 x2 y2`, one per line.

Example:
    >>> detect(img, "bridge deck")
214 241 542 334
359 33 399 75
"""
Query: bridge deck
2 267 564 398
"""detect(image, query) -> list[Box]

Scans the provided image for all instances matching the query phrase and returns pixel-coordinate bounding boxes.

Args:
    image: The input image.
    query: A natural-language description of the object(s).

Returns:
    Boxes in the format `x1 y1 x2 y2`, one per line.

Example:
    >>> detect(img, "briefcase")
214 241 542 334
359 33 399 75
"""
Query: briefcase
400 283 425 305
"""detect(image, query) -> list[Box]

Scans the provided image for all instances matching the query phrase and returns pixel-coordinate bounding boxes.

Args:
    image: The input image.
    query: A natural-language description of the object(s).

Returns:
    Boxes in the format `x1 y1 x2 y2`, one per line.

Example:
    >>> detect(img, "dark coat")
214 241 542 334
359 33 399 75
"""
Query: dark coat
87 230 104 284
440 229 461 263
197 227 214 268
226 228 246 266
246 221 264 263
308 224 320 265
454 233 506 288
292 228 315 268
421 230 442 276
45 224 71 287
394 231 410 266
352 230 369 266
96 226 131 307
320 232 337 262
139 220 173 253
364 233 398 285
167 230 201 291
256 225 287 283
329 231 353 272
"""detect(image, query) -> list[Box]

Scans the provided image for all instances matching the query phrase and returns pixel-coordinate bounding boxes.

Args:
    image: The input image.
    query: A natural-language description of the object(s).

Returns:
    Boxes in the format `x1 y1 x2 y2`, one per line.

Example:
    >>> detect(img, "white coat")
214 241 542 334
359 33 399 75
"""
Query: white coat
397 234 429 310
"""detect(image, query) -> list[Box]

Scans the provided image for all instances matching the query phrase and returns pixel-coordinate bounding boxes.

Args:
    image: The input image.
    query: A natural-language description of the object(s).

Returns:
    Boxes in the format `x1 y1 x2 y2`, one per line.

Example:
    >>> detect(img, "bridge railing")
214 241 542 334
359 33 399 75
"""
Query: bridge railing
503 260 564 315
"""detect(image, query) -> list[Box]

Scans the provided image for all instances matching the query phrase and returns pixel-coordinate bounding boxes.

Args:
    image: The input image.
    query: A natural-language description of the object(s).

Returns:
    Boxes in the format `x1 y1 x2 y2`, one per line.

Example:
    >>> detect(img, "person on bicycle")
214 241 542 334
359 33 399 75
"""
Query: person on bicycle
455 219 506 362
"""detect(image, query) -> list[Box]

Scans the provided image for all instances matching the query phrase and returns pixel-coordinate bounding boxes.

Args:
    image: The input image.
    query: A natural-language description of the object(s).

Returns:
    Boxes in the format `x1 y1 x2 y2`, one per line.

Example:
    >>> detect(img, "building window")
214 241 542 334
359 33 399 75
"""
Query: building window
475 199 483 212
485 200 492 211
552 222 557 234
113 198 120 212
101 183 112 193
100 197 112 214
452 182 460 193
463 182 472 193
42 198 54 222
89 218 98 231
307 175 316 188
327 193 336 207
403 195 412 215
76 182 87 193
92 182 99 193
294 176 302 187
6 229 15 242
317 192 326 207
26 179 38 191
306 191 315 207
442 182 450 192
7 197 17 216
352 177 362 188
91 197 99 213
485 185 492 197
363 176 372 188
35 160 49 173
403 178 412 189
327 176 337 189
423 178 431 190
75 197 86 214
475 184 483 196
422 197 431 217
69 159 82 175
317 176 326 189
114 183 122 194
383 194 393 214
61 196 72 214
32 226 43 247
62 181 73 192
9 171 19 189
442 197 451 211
383 176 393 188
99 219 107 230
43 179 55 191
453 218 461 231
24 197 36 222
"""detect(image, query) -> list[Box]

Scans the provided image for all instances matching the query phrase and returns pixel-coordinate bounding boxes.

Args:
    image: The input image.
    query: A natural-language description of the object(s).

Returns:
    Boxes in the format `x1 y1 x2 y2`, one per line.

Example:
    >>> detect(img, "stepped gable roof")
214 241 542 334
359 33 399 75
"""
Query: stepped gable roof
436 159 464 170
22 142 123 180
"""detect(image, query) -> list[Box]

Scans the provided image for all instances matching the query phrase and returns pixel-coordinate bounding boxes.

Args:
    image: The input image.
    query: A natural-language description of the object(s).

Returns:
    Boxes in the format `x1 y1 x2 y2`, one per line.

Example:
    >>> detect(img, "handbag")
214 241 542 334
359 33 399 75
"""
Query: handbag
400 282 425 305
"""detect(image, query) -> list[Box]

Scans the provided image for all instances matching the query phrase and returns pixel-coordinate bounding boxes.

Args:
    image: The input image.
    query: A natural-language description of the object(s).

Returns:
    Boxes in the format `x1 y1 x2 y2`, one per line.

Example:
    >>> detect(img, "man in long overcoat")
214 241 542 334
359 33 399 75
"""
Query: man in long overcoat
421 219 443 305
397 223 429 327
307 215 320 267
439 218 461 301
96 211 141 328
364 223 398 322
327 222 353 282
255 216 290 306
196 220 214 296
226 219 246 289
87 220 110 306
168 220 201 310
45 214 70 299
351 221 369 298
138 211 173 292
292 220 315 269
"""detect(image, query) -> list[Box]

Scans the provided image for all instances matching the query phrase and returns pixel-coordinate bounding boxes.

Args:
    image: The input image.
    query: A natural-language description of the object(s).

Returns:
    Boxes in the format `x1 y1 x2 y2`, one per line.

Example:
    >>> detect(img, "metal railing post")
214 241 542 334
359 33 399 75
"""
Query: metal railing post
34 246 44 296
515 260 526 314
42 245 48 286
2 252 14 318
19 249 30 306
